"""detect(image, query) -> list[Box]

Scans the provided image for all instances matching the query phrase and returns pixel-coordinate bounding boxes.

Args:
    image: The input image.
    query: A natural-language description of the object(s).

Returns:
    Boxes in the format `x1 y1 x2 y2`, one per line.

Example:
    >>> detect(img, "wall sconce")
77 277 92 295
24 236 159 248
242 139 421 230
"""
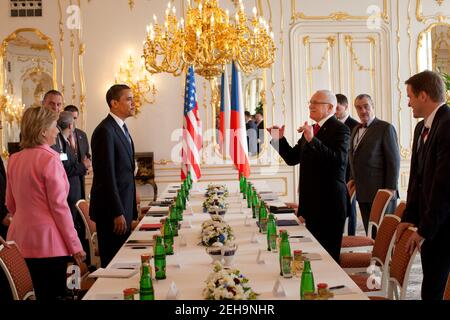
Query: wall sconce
115 54 157 115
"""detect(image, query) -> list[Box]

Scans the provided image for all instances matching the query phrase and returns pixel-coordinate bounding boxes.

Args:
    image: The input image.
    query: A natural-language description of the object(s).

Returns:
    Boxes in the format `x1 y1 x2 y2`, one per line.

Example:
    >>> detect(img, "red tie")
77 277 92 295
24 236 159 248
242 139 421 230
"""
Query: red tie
421 127 430 143
313 124 321 136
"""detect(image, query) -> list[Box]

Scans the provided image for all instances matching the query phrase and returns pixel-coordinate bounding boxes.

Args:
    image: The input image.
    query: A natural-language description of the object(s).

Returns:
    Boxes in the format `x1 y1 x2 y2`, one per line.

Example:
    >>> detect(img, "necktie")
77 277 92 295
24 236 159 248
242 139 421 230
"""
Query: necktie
421 127 430 143
69 133 77 152
123 123 132 145
313 124 321 136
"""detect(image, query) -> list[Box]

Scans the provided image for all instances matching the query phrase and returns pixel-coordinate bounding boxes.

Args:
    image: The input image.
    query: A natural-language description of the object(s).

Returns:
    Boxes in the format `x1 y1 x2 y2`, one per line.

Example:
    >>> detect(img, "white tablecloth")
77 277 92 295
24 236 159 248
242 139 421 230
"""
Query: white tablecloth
83 181 368 300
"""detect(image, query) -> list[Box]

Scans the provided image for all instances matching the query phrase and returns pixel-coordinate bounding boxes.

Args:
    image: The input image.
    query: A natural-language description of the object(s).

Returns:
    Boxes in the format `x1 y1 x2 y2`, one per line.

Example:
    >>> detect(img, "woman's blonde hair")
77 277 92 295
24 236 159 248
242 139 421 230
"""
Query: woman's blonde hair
20 107 59 149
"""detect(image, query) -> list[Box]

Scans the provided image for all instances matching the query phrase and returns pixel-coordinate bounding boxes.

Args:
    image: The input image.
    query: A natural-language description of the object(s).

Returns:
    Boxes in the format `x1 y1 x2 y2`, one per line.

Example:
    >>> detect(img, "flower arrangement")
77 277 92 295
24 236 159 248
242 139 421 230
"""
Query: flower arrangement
203 261 259 300
202 194 229 212
206 183 229 198
201 215 234 246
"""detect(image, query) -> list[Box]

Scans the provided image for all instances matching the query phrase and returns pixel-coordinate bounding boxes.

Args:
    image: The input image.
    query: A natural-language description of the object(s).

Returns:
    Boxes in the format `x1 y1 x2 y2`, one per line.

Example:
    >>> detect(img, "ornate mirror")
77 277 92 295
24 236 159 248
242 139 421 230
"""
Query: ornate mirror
212 68 268 159
0 28 57 156
417 22 449 75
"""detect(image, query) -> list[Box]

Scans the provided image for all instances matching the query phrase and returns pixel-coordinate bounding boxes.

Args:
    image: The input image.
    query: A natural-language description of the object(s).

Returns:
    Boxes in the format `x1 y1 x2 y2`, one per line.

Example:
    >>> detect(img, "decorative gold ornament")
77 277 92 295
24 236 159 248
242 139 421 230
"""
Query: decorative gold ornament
0 92 25 125
143 0 276 79
115 54 157 115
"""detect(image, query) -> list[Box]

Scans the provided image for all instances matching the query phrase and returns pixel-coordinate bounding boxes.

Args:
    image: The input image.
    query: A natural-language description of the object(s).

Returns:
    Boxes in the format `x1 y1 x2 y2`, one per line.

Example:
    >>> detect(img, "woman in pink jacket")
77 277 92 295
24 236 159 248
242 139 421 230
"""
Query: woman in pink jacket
6 107 86 300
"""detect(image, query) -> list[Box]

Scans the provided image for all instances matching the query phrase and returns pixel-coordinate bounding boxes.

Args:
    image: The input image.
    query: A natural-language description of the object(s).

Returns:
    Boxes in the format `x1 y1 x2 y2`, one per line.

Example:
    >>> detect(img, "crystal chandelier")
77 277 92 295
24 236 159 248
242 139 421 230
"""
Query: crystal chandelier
142 0 276 79
0 92 25 124
115 54 157 115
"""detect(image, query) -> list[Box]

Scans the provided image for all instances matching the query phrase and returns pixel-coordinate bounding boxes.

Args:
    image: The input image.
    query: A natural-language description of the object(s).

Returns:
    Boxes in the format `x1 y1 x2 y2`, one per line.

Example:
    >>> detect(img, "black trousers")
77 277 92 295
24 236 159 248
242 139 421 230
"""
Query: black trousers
420 221 450 300
25 256 69 300
307 218 345 263
97 221 130 268
358 199 397 238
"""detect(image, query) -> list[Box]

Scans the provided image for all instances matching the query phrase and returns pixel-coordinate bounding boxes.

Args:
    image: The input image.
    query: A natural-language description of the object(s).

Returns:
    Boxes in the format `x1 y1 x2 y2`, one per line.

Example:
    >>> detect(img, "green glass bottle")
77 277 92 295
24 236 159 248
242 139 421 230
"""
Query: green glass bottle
187 172 192 189
139 261 155 300
239 174 244 193
279 230 291 276
251 188 258 217
163 219 174 255
259 202 268 234
169 205 179 237
242 177 247 198
266 214 277 252
154 236 167 280
180 188 187 210
246 183 252 208
300 259 315 300
176 193 184 221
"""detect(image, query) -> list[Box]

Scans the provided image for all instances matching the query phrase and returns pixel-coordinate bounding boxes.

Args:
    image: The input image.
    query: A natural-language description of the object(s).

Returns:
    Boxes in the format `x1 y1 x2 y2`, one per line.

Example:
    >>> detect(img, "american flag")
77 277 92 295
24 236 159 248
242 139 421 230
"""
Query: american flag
181 66 202 182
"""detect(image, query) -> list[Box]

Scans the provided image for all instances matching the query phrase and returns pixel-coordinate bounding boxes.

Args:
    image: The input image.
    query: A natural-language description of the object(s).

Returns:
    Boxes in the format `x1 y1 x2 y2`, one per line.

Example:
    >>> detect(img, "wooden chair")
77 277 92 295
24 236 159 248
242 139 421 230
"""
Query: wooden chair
370 227 420 300
75 200 100 268
343 180 357 236
444 276 450 300
0 242 35 300
341 189 394 252
341 214 401 296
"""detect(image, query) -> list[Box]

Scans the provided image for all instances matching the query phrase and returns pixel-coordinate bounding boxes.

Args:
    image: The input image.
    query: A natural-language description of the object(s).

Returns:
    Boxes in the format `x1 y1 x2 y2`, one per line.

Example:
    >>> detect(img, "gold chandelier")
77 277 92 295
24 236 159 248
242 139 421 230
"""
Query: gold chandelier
142 0 276 79
0 92 25 124
115 54 157 115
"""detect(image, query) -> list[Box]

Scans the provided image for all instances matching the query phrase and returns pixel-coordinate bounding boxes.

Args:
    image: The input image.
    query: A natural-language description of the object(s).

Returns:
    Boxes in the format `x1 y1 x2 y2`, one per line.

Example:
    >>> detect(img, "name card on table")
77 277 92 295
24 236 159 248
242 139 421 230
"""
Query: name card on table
177 235 187 247
251 232 261 243
166 281 180 300
181 218 193 229
272 279 287 297
244 215 252 227
256 249 266 265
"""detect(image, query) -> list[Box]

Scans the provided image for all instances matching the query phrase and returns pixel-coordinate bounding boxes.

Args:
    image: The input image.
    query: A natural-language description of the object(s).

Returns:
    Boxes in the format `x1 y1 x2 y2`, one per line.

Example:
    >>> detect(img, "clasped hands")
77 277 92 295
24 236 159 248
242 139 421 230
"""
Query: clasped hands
267 122 314 142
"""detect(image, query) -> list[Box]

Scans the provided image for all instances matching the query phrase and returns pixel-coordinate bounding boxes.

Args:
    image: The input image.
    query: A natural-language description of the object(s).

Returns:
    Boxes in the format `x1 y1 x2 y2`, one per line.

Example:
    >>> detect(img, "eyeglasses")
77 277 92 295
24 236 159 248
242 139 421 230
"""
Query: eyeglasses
308 101 331 105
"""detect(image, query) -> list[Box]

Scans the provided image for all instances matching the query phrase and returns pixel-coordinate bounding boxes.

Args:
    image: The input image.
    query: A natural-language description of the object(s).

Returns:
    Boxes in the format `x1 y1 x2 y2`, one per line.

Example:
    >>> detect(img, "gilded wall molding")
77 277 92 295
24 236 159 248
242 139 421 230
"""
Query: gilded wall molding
416 0 450 23
267 0 276 129
280 0 287 126
58 0 65 95
396 0 412 159
291 0 389 23
77 0 87 129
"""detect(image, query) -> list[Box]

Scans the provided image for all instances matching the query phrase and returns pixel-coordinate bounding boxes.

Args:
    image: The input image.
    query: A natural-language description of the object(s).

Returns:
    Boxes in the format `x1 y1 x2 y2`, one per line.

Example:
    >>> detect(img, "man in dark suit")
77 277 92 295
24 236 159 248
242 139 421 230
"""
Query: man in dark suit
336 94 360 236
64 105 91 199
255 111 264 154
397 70 450 300
268 90 350 262
245 111 258 155
349 94 400 236
90 84 138 268
57 112 92 257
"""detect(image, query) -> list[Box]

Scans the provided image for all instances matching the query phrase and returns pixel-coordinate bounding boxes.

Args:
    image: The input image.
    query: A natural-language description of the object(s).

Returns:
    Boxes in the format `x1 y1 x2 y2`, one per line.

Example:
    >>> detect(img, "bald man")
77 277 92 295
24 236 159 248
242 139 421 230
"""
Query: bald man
268 90 350 262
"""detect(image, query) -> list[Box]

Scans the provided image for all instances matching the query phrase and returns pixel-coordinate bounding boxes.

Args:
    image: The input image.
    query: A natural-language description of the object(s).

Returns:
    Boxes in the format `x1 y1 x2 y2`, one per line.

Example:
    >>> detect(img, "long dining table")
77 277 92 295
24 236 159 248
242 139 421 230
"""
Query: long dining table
83 181 368 300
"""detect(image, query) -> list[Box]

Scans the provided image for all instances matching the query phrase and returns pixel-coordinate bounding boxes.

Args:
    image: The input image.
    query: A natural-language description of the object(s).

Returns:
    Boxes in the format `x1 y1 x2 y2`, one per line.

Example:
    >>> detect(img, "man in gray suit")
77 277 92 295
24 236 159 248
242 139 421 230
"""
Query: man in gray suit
349 94 400 235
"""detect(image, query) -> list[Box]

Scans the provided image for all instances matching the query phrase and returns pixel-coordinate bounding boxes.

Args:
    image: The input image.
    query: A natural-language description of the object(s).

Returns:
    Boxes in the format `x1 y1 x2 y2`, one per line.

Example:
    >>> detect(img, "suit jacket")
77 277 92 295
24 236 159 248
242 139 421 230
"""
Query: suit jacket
0 159 8 239
89 115 137 229
349 118 400 203
5 145 82 258
73 128 90 198
343 116 360 182
58 133 86 215
257 120 264 152
402 105 450 241
271 116 350 224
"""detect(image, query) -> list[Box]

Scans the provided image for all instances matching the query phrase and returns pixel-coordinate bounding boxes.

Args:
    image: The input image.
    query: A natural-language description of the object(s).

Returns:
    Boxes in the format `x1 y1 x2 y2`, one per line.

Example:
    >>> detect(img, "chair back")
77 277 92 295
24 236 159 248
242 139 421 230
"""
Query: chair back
393 201 406 219
444 276 450 300
388 227 419 299
368 189 394 238
75 200 99 268
372 215 401 266
0 242 35 300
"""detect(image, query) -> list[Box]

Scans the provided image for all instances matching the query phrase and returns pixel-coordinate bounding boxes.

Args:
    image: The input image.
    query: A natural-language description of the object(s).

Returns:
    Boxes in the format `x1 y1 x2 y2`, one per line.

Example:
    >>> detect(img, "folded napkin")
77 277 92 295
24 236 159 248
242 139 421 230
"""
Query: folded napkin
88 268 138 278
